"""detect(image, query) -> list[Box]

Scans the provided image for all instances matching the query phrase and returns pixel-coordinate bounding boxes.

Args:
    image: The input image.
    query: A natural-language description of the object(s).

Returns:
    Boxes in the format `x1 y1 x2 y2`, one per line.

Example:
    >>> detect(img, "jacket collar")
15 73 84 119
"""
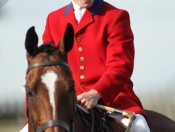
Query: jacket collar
63 0 104 15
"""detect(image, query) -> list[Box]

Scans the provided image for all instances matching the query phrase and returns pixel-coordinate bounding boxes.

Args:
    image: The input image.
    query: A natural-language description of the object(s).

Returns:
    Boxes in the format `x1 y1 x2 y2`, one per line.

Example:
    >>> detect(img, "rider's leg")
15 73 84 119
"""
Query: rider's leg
19 123 28 132
109 114 150 132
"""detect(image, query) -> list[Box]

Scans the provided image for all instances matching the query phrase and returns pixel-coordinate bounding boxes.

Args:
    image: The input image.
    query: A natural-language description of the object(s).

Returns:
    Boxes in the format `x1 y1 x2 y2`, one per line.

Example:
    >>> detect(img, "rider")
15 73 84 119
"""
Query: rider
21 0 150 132
42 0 150 132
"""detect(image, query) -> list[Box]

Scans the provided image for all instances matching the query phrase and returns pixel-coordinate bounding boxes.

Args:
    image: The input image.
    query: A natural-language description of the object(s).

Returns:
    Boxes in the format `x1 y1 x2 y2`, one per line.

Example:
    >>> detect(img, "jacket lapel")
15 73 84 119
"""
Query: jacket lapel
63 3 78 29
76 10 94 33
63 0 104 34
66 8 78 29
63 7 94 34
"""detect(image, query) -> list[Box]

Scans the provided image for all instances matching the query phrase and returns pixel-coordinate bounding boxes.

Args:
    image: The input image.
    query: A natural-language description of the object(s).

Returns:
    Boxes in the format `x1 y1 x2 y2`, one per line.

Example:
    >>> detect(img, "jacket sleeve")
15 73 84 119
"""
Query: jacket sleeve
93 10 135 105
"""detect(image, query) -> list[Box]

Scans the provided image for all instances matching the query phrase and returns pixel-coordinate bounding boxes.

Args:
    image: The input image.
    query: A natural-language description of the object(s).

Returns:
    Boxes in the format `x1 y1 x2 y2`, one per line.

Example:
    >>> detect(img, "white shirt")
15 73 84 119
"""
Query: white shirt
72 0 86 23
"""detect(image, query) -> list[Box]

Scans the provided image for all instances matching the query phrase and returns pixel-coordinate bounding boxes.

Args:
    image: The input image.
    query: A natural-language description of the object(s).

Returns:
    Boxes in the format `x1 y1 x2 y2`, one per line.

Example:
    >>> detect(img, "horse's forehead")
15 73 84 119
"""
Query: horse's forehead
28 53 47 64
31 52 60 64
41 70 59 90
40 69 71 89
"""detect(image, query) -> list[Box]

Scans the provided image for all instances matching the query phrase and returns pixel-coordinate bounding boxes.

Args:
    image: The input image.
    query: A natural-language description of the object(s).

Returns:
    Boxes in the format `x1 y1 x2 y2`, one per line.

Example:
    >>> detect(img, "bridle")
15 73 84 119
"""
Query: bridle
26 61 70 74
26 61 76 132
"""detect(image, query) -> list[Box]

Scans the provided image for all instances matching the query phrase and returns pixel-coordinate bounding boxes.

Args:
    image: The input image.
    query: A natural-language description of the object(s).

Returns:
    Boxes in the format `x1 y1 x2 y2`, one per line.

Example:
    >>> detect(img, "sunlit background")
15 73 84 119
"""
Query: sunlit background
0 0 175 131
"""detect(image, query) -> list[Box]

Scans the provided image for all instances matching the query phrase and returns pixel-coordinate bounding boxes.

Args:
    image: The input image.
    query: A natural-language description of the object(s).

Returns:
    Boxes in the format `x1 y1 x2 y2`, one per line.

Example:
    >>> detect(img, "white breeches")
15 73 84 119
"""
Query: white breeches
19 123 28 132
109 113 150 132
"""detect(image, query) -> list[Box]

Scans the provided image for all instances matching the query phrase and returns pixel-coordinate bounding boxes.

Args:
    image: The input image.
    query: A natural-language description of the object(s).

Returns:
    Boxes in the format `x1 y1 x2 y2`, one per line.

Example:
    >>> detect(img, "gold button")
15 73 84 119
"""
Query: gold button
77 38 81 43
80 75 85 79
80 57 85 61
78 47 83 52
80 66 85 70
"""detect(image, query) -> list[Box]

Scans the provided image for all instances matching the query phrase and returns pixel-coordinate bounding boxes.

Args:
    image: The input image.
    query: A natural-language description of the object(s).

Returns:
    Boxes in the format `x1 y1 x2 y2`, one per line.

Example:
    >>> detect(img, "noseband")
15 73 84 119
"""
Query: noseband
26 61 76 132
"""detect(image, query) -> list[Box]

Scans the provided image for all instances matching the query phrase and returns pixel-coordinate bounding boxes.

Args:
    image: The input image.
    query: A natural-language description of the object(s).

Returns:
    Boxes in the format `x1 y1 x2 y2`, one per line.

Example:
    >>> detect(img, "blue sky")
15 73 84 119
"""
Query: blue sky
0 0 175 104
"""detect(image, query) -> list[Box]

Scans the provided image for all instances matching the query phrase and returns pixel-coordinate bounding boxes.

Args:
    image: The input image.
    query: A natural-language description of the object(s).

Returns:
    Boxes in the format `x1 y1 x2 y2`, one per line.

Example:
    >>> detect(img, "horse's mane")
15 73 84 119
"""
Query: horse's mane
39 43 57 55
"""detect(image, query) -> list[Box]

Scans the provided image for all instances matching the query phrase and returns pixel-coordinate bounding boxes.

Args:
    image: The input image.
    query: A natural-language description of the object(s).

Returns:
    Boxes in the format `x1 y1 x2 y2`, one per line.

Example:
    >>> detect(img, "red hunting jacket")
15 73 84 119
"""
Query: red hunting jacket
42 0 146 117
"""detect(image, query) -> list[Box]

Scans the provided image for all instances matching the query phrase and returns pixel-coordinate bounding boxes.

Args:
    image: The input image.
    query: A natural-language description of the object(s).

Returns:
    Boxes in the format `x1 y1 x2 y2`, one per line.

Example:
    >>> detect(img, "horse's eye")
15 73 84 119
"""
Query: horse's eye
26 89 34 98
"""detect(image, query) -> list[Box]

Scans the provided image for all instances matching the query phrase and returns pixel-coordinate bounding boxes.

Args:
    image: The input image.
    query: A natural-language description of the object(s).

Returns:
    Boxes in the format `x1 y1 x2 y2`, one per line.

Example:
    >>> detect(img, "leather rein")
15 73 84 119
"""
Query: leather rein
26 61 76 132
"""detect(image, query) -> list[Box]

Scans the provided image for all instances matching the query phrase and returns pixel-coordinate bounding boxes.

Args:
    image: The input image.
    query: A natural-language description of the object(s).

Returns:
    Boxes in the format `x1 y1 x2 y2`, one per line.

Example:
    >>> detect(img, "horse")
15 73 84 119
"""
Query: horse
24 23 175 132
145 110 175 132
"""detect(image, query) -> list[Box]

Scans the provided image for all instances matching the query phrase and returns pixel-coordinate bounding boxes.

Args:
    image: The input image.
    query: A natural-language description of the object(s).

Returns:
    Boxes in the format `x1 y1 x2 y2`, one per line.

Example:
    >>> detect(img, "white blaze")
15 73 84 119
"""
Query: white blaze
41 70 58 116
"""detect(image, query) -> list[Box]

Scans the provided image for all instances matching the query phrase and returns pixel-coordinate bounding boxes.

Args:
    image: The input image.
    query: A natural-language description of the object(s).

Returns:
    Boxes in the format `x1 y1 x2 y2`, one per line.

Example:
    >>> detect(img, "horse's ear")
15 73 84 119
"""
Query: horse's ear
58 23 74 55
25 26 38 56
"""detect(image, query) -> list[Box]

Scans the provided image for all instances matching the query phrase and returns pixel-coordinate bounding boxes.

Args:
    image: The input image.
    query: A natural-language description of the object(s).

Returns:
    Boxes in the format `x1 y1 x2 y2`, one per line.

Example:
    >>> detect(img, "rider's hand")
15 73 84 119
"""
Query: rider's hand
77 89 101 110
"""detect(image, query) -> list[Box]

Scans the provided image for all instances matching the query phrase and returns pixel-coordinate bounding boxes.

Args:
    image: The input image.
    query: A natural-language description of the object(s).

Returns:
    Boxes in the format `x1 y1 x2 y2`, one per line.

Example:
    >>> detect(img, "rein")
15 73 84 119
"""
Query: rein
26 61 76 132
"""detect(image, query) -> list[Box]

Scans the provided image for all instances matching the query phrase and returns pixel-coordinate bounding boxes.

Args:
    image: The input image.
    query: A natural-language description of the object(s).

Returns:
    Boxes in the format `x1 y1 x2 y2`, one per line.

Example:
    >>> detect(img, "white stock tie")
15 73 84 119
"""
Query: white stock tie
74 7 82 23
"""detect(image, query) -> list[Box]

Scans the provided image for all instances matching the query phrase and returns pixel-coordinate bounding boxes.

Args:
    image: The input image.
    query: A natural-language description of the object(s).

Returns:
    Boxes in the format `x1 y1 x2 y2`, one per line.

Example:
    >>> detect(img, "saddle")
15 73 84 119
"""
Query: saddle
77 107 127 132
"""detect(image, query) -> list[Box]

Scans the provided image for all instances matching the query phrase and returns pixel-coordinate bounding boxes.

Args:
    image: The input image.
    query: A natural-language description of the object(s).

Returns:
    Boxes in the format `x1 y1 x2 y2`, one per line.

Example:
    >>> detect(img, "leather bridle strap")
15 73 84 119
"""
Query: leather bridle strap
28 101 70 132
26 60 73 132
37 120 70 132
27 89 71 132
70 88 76 132
26 61 70 74
28 96 38 132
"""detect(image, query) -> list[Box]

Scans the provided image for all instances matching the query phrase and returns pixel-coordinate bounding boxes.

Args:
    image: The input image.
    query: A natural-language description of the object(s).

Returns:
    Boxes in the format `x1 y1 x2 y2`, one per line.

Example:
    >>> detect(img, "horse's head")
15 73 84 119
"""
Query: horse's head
24 24 75 132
